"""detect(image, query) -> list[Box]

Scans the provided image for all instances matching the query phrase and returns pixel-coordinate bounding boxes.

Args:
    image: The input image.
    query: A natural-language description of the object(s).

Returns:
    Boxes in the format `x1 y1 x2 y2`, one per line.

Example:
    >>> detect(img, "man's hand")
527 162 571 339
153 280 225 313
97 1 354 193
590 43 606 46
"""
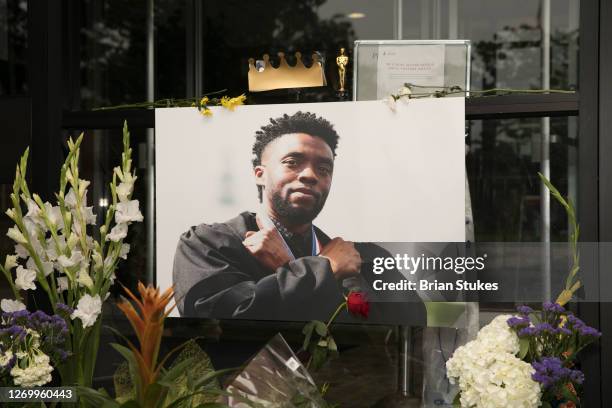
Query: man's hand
320 237 361 280
242 228 292 271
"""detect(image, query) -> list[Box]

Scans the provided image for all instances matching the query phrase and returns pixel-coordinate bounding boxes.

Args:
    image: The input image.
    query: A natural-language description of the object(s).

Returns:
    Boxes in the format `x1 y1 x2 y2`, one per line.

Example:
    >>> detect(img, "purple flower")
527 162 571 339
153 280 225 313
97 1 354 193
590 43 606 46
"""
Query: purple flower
556 327 572 336
579 326 601 338
543 301 565 314
56 302 74 316
531 357 584 390
518 326 537 337
507 316 531 329
534 322 556 334
517 305 534 315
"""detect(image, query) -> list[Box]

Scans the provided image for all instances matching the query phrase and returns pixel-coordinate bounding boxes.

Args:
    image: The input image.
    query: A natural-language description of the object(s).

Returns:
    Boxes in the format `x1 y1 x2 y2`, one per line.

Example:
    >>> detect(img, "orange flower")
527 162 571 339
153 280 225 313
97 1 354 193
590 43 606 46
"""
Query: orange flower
116 282 175 395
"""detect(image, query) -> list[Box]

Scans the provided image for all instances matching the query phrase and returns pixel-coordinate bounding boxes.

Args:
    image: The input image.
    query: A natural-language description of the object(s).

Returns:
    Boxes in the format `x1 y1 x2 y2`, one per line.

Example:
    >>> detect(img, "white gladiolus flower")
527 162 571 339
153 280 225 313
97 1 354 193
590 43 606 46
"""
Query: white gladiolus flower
65 188 78 209
116 181 134 202
45 235 66 261
115 200 143 224
77 269 94 290
57 250 84 269
5 208 15 220
44 202 64 230
83 206 97 225
119 243 130 259
25 198 41 219
26 257 54 277
57 277 69 292
4 254 18 270
78 179 90 196
7 226 27 244
71 294 102 328
22 216 42 237
15 265 37 290
15 244 28 259
106 223 128 242
1 298 26 312
66 234 79 251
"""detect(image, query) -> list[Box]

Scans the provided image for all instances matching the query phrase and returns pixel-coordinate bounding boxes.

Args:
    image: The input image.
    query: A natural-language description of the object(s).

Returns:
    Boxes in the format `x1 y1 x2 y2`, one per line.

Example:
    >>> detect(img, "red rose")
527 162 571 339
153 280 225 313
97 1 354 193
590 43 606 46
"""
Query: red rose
347 292 369 318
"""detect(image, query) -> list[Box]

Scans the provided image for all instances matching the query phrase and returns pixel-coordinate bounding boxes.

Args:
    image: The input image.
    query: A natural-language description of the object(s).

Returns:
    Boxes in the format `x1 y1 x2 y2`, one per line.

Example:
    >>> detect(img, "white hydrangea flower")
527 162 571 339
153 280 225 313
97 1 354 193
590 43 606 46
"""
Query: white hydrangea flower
71 294 102 328
476 314 520 354
15 265 37 290
1 298 26 312
57 250 84 269
446 315 541 408
115 200 143 224
106 223 128 242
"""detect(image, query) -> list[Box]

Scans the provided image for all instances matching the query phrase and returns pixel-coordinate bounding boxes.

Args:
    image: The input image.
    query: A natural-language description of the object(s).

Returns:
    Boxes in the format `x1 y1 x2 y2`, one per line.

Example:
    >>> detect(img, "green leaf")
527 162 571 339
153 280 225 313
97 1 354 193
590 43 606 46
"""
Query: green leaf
143 383 167 408
119 401 142 408
327 336 338 352
311 345 329 371
158 357 198 385
302 322 315 350
192 367 237 389
518 337 530 360
194 404 231 408
314 320 328 337
540 401 552 408
452 392 461 407
561 384 579 404
111 343 142 400
76 386 119 408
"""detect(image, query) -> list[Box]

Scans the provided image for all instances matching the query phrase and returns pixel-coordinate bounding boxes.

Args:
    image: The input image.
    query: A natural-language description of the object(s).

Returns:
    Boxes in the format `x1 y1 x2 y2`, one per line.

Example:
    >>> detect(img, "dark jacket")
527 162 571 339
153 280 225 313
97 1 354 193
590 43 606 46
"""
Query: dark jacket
173 212 426 325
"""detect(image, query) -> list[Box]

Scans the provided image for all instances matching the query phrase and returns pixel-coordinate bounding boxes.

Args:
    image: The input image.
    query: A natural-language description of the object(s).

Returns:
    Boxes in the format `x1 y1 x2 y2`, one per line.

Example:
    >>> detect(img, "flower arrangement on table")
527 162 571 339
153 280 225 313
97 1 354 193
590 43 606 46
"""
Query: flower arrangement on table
446 174 600 408
0 121 142 388
0 308 70 387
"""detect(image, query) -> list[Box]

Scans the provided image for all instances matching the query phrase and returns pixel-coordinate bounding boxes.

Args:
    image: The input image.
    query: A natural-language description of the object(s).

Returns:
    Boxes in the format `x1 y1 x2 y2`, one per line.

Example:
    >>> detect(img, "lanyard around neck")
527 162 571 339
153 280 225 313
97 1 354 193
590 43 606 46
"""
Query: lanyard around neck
257 212 321 261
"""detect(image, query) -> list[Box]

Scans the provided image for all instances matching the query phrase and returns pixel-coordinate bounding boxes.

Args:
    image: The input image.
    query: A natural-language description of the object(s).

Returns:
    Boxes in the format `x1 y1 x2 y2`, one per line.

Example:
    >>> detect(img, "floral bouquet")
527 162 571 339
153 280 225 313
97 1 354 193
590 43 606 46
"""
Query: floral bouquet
446 302 601 408
507 302 600 407
0 121 142 387
0 308 70 387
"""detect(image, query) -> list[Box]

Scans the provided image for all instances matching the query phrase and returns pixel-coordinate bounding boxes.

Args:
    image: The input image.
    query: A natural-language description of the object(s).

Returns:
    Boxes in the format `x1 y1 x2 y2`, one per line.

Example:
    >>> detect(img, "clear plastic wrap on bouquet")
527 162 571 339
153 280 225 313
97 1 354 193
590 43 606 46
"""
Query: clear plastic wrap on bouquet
221 333 327 407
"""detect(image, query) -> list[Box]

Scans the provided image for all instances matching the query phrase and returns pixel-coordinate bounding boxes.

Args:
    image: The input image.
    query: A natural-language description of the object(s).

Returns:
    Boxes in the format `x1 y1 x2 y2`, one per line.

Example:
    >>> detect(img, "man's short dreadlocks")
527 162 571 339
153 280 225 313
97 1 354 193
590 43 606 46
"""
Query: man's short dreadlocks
252 111 340 201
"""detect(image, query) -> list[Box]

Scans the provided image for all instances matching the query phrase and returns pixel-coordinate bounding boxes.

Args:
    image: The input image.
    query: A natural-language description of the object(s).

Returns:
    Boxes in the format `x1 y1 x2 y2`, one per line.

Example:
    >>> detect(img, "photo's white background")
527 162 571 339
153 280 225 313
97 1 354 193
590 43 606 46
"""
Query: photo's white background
156 99 465 293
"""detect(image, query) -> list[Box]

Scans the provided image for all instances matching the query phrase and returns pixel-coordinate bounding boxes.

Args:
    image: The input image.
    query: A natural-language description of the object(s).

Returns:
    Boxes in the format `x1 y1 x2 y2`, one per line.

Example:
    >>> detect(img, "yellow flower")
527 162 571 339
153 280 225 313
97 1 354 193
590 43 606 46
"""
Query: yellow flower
200 96 209 106
220 94 246 111
201 108 213 117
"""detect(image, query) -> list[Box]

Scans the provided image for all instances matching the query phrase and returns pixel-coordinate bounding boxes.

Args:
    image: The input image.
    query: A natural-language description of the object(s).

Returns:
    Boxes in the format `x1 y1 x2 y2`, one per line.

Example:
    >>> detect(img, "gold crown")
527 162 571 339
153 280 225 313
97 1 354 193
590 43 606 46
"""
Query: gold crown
248 52 325 92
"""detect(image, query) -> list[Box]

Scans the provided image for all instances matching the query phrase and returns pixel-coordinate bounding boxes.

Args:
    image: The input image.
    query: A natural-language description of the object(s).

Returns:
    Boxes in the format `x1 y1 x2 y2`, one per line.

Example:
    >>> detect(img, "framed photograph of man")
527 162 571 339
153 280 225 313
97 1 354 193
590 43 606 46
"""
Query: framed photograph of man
155 99 465 322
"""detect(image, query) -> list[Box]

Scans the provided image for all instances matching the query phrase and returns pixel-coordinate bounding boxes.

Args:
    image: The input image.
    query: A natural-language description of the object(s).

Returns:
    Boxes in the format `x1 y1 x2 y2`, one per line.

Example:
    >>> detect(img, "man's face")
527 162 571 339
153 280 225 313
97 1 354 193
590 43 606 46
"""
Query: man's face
255 133 334 225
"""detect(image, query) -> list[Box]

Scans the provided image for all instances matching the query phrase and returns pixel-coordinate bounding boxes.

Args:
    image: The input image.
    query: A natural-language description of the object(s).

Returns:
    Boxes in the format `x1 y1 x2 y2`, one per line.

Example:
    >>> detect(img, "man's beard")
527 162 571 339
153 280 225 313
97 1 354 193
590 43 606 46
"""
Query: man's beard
271 190 327 225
